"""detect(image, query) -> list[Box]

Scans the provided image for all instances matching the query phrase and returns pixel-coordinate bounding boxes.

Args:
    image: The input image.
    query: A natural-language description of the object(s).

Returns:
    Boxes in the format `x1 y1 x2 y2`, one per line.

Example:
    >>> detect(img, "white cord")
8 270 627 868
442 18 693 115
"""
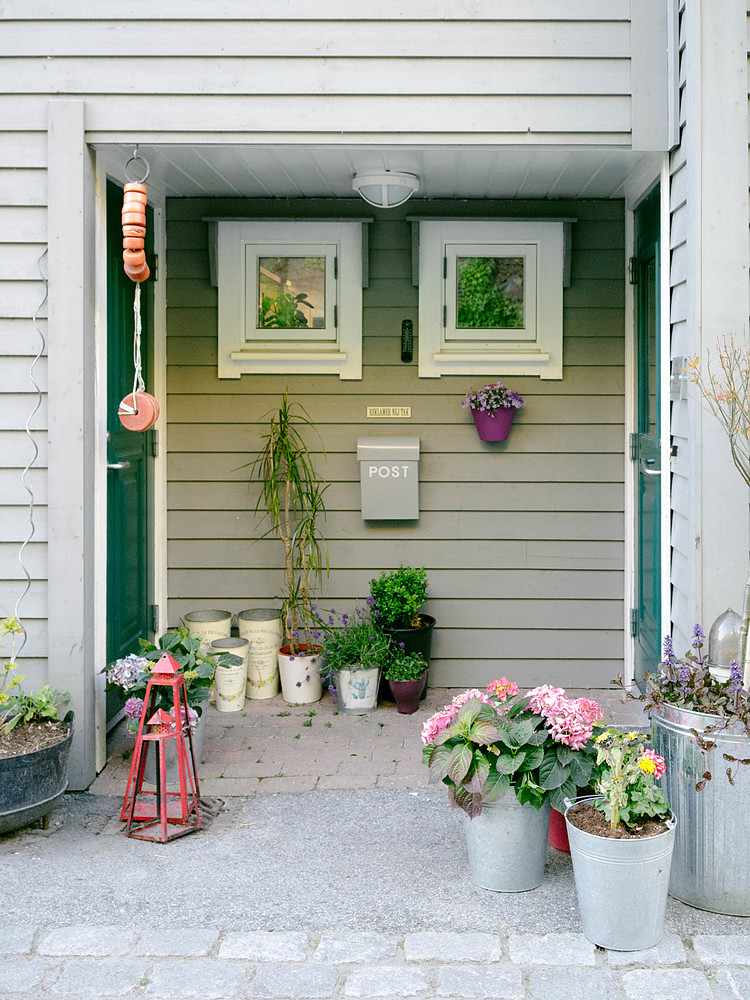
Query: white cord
120 283 145 415
14 248 48 653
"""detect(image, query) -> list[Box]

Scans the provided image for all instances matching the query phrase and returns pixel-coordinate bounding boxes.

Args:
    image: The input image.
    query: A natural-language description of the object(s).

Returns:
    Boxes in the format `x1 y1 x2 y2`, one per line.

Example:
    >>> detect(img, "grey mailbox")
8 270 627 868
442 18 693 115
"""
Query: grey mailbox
357 437 420 520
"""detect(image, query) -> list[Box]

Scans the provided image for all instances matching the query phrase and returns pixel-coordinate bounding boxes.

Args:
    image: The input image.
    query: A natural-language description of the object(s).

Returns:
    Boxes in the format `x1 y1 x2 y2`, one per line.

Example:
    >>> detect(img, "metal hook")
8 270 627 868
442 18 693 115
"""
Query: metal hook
124 145 150 184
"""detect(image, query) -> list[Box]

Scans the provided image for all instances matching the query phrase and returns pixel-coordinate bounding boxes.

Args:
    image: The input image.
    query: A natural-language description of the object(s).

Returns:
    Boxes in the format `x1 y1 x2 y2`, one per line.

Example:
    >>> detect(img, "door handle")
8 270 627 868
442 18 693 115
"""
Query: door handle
107 461 131 470
640 458 661 477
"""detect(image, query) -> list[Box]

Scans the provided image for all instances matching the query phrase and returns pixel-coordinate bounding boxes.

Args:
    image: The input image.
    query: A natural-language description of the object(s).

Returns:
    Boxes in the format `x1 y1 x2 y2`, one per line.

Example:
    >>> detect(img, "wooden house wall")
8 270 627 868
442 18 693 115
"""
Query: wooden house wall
165 197 626 689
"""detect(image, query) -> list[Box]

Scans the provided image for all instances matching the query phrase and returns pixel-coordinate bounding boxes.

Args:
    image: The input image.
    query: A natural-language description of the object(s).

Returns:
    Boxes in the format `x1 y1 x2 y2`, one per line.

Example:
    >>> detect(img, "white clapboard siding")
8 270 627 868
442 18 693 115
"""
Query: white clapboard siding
166 197 625 687
668 0 692 652
0 5 642 146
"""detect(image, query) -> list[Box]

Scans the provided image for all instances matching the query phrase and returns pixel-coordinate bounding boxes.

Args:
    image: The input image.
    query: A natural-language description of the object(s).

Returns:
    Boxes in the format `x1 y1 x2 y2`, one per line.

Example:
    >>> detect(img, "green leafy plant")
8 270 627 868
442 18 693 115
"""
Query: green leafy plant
384 648 427 682
456 256 523 329
593 729 671 830
105 627 241 727
258 290 310 329
421 682 603 817
369 565 428 629
241 393 329 653
317 605 392 675
1 616 69 734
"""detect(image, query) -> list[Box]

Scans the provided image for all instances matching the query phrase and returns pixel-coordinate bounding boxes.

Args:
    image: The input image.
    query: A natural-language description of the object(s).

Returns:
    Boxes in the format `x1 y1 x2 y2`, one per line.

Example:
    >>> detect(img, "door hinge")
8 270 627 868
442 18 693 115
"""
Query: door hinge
629 433 638 461
628 256 638 285
630 608 638 637
443 304 447 328
151 429 159 458
334 304 338 328
151 604 160 634
443 255 448 279
152 253 159 281
334 256 338 279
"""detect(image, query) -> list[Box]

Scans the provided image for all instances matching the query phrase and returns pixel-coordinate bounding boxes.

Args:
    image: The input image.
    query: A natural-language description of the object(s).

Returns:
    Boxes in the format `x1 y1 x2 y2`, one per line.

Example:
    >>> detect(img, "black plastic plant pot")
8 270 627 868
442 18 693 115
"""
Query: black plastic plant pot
381 615 436 701
0 710 74 835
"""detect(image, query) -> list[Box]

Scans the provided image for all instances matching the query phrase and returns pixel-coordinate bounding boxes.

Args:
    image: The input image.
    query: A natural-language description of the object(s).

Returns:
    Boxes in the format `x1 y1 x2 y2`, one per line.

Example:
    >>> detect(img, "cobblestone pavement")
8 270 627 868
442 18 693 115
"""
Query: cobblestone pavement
4 687 747 999
91 686 648 798
1 926 750 999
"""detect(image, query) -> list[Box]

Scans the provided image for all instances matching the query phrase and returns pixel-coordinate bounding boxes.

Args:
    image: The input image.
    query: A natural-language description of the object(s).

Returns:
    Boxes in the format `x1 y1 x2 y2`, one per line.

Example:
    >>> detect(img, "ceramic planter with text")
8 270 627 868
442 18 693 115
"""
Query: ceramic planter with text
278 644 323 704
461 380 525 442
422 681 603 892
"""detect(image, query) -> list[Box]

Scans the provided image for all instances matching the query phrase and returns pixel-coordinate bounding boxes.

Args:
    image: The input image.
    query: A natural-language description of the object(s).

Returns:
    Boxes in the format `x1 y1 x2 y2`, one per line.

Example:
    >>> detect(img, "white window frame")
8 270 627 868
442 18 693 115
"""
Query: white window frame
216 220 364 379
416 220 565 379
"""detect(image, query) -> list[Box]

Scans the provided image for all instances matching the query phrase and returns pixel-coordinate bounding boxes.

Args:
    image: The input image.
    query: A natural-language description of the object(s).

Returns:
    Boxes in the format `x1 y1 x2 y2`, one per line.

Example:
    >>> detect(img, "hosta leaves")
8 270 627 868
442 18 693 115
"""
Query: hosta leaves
447 743 474 784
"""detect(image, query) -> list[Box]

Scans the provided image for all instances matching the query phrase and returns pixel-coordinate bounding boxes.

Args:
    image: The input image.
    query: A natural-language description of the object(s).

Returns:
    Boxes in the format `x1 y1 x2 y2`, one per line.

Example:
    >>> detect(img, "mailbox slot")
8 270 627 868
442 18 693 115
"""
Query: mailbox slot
357 436 420 520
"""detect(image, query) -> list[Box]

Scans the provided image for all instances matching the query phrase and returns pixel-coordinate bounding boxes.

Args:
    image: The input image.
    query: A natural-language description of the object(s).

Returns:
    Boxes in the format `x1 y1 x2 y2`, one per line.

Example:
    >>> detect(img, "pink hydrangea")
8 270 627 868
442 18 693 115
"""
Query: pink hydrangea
641 748 666 779
527 685 567 716
528 688 603 750
420 688 494 745
486 677 519 702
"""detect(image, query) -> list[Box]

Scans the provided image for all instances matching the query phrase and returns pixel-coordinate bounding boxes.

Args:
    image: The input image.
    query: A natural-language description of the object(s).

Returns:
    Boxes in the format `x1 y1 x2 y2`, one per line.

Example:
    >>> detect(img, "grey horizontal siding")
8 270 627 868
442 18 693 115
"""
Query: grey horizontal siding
166 196 625 688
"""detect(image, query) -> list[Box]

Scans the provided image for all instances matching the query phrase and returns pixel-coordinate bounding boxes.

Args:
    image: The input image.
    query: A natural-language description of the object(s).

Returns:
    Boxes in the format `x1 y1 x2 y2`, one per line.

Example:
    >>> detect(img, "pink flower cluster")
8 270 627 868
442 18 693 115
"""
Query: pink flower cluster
420 688 493 745
527 685 603 751
641 748 666 778
486 677 519 702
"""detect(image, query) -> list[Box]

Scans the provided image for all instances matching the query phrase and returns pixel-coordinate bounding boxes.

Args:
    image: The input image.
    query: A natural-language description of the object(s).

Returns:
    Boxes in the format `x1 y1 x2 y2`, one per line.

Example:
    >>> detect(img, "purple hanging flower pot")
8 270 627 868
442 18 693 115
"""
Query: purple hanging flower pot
471 406 516 442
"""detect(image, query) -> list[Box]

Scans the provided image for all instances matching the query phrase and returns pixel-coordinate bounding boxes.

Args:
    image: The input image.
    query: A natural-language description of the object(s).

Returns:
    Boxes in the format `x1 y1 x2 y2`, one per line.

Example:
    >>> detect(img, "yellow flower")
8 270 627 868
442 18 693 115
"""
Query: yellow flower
638 756 656 774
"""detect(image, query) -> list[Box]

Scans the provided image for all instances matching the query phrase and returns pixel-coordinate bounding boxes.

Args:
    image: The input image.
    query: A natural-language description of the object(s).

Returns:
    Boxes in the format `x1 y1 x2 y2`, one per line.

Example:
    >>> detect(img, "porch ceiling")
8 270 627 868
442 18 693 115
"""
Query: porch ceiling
93 143 658 201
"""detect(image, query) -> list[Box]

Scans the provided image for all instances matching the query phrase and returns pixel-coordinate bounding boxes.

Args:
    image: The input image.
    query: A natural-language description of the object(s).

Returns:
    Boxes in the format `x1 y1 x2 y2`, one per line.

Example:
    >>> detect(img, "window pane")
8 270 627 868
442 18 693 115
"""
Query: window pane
456 256 524 329
258 257 325 329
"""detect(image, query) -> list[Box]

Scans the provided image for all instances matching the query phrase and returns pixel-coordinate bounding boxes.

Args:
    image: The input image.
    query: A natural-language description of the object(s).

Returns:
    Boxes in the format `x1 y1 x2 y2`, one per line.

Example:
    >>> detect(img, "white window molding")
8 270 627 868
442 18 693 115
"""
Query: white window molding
414 219 567 379
215 220 366 379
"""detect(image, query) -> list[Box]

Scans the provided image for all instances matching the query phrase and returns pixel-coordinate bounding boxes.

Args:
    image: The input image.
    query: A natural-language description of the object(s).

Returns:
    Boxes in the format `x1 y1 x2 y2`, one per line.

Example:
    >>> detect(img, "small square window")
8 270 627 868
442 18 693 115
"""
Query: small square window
215 220 366 379
414 219 566 379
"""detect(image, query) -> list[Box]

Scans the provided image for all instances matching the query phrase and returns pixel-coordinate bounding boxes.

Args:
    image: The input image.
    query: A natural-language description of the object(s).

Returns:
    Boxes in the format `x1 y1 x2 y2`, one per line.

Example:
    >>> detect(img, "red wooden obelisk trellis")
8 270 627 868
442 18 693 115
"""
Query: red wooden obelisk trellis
121 652 202 842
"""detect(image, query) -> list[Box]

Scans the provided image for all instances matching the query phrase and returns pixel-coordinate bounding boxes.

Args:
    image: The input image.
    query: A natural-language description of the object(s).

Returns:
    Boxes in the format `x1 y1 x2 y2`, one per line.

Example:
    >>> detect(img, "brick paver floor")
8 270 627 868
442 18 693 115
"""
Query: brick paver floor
91 686 648 798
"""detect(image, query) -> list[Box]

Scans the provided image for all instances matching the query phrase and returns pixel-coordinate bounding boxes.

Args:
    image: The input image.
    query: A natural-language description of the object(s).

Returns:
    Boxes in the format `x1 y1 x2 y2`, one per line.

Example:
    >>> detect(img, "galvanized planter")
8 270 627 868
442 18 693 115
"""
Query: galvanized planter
565 795 676 951
651 704 750 915
462 794 550 892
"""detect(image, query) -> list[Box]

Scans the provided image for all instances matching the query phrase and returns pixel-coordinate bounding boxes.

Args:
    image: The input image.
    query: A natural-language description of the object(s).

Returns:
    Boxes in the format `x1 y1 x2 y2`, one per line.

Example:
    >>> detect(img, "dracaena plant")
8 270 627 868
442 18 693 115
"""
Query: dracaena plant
421 681 604 817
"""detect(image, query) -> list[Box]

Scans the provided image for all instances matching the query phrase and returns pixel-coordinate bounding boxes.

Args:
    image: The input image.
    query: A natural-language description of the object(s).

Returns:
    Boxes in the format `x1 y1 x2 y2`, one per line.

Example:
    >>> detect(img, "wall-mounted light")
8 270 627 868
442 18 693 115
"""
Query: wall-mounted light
352 170 420 209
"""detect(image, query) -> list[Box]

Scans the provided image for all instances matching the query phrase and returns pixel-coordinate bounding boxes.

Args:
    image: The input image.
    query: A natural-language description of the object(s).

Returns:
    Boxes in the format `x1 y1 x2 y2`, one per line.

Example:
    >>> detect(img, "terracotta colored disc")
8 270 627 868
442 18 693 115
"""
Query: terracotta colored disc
123 191 147 205
123 236 145 250
118 391 160 431
122 212 146 226
122 201 147 215
122 224 146 237
124 182 147 195
124 262 150 283
123 248 146 267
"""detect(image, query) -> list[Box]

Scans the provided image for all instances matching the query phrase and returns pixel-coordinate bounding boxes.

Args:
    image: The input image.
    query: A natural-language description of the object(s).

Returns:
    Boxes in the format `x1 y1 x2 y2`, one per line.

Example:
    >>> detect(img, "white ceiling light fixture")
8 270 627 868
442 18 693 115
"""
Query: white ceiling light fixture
352 170 421 209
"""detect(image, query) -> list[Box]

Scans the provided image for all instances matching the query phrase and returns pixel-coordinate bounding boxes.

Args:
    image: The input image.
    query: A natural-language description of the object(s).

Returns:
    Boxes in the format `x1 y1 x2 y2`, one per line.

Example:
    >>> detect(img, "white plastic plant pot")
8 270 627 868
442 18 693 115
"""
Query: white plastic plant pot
183 609 232 656
278 645 323 705
211 637 248 713
335 667 380 714
238 609 281 700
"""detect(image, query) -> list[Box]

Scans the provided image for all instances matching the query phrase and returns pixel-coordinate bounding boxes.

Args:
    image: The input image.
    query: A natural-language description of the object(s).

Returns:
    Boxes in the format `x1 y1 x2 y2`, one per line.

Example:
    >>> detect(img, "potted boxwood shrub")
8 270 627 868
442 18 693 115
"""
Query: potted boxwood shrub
243 393 329 704
384 647 428 714
0 616 73 834
564 729 675 951
318 604 391 714
369 565 434 698
421 681 603 892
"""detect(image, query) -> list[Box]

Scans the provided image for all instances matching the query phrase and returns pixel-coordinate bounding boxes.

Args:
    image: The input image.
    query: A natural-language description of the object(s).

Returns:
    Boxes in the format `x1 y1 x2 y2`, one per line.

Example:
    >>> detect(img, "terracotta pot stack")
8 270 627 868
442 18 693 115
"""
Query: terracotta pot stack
121 182 150 283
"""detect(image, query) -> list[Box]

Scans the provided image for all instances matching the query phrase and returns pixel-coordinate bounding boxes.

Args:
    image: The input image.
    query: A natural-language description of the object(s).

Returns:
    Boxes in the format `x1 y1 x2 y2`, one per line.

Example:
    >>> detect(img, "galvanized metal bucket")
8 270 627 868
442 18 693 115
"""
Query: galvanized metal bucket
462 794 550 892
565 795 676 951
651 704 750 915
